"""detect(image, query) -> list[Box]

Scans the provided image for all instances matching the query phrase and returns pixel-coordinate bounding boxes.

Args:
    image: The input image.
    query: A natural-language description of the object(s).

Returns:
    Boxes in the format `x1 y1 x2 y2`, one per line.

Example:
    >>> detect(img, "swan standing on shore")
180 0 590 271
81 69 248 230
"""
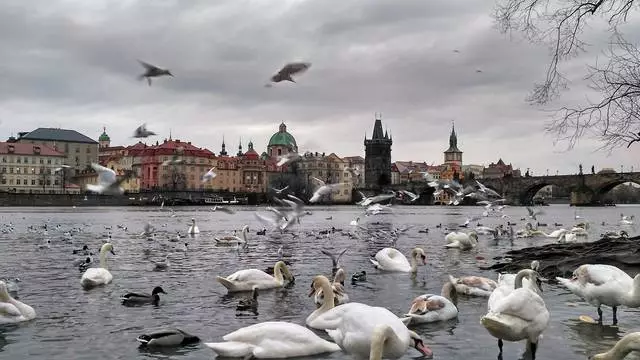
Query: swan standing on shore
556 264 640 324
187 218 199 234
401 281 458 324
0 280 36 324
80 243 115 289
306 275 433 359
204 321 341 358
370 247 426 273
216 261 294 292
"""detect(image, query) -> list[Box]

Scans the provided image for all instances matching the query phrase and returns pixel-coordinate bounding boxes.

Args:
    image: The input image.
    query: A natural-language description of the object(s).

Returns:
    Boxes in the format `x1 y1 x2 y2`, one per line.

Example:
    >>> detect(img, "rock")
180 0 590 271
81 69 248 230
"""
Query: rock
480 235 640 280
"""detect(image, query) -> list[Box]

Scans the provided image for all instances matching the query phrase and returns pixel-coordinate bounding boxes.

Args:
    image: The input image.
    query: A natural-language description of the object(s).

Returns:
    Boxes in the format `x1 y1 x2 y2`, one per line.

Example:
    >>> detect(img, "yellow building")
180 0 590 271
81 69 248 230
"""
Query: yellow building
0 142 67 194
298 151 352 203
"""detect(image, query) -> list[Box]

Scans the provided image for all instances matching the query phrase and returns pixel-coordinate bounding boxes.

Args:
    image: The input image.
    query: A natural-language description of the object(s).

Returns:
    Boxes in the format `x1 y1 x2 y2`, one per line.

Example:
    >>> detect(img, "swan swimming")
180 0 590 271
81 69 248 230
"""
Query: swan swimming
314 268 349 307
370 247 426 273
591 331 640 360
0 280 36 324
80 243 115 289
448 274 498 297
401 281 458 325
215 225 249 245
216 261 294 292
445 231 478 250
187 218 199 234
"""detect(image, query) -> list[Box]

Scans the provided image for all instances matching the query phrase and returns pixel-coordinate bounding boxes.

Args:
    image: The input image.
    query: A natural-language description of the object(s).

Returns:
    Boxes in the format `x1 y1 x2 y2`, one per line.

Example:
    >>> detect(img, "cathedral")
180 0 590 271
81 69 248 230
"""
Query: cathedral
364 115 392 189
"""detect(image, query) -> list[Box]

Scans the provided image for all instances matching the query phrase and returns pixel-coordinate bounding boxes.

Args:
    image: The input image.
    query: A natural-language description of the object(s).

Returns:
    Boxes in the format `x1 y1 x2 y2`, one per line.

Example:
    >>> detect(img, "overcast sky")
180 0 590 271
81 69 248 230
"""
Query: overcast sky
1 0 638 175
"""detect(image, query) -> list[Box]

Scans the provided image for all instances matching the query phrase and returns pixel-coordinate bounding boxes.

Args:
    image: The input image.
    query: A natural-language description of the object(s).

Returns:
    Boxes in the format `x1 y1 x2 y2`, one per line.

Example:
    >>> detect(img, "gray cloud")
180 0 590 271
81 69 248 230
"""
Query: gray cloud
0 0 638 176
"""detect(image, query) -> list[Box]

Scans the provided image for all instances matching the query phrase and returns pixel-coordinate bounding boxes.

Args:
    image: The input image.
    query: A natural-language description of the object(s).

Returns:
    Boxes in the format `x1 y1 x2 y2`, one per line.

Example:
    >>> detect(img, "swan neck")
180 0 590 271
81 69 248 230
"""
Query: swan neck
442 282 457 306
595 333 640 360
99 248 108 269
409 251 418 273
318 278 336 312
273 263 283 281
369 325 392 360
514 269 533 289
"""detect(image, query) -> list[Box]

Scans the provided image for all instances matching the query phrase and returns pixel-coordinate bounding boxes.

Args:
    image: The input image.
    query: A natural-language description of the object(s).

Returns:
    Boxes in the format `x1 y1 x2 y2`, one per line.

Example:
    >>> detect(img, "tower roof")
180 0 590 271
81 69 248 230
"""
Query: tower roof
268 122 297 149
444 122 461 153
99 127 110 142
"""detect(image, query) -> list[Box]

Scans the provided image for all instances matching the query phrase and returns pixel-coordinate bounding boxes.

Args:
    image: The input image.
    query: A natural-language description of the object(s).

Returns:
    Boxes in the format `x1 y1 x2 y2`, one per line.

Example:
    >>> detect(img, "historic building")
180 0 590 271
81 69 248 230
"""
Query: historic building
443 123 463 169
483 158 521 179
0 142 67 193
364 116 392 189
267 122 298 158
297 151 352 202
461 164 485 180
342 156 365 188
12 128 99 177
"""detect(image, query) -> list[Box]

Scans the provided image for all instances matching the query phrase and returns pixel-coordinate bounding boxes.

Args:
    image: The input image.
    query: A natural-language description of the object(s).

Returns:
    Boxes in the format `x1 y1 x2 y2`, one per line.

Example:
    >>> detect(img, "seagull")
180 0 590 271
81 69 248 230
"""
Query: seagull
137 60 173 86
265 62 311 87
211 206 235 214
133 123 156 138
201 167 217 183
309 177 348 203
276 153 303 167
399 190 420 203
86 163 135 195
54 164 72 173
271 185 289 194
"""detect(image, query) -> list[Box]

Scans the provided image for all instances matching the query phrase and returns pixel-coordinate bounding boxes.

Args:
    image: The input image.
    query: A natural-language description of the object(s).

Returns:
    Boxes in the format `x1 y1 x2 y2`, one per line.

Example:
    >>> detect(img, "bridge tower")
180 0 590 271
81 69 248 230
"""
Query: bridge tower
444 122 462 167
364 114 392 189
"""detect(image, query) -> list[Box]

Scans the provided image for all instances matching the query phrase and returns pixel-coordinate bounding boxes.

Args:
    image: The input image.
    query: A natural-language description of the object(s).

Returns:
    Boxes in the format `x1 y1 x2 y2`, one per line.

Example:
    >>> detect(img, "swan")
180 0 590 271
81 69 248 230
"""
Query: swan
559 232 578 243
80 243 115 289
121 286 166 306
545 228 568 238
556 264 640 324
306 275 432 359
204 321 341 358
0 280 36 324
216 261 294 292
215 225 249 245
350 217 360 226
481 269 548 360
401 281 458 325
187 218 199 234
137 328 200 347
448 274 498 297
314 268 349 307
445 231 478 250
370 247 426 273
590 332 640 360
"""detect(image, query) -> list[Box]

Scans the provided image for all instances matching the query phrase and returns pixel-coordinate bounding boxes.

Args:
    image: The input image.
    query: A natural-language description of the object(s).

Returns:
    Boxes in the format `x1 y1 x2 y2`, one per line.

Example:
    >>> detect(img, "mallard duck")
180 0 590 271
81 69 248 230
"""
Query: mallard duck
136 329 200 347
237 287 258 311
351 271 367 283
122 286 167 306
78 257 92 272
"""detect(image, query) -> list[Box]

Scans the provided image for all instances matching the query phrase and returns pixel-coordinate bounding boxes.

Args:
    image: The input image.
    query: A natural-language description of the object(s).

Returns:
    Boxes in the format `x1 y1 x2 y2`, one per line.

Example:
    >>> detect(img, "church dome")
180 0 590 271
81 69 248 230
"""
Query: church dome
99 127 110 142
268 122 297 150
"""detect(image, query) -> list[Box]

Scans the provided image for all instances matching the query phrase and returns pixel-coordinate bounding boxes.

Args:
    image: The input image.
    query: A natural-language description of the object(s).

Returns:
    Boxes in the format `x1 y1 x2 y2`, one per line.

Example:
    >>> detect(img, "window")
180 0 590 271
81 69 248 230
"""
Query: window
31 179 36 185
16 179 20 185
23 157 28 163
40 159 44 164
16 158 20 163
47 159 51 164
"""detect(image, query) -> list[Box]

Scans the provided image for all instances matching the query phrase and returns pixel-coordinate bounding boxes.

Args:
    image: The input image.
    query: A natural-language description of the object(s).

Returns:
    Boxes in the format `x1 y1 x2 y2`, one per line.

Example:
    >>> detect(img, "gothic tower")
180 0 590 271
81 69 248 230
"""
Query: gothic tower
219 135 228 156
364 114 393 189
443 122 462 167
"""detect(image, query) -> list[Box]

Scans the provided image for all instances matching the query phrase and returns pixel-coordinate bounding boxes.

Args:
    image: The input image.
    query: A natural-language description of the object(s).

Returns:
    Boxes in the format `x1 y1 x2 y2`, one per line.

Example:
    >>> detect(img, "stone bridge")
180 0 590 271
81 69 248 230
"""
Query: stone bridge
481 172 640 206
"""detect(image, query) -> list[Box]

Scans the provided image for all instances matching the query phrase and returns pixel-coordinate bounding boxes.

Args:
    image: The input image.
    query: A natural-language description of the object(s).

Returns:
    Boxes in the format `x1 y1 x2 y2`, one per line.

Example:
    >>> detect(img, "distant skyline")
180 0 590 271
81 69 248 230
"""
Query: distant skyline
0 0 638 176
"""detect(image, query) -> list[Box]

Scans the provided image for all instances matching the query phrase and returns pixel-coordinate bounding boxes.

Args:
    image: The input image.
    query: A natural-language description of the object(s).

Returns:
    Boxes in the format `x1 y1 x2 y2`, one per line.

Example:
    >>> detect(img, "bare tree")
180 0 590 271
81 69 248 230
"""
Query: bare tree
494 0 640 149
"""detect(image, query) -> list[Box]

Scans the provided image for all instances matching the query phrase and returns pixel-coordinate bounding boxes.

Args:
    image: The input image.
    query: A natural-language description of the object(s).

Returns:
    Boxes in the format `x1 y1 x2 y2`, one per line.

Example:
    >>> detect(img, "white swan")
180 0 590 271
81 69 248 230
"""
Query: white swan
204 321 341 358
350 217 360 226
448 274 498 297
481 269 548 360
545 228 568 238
445 231 478 250
314 268 349 307
401 281 458 325
0 280 36 324
559 232 578 243
370 247 426 273
187 218 199 234
216 261 294 292
591 332 640 360
556 264 640 324
488 269 542 316
305 275 432 359
215 225 249 245
80 243 115 289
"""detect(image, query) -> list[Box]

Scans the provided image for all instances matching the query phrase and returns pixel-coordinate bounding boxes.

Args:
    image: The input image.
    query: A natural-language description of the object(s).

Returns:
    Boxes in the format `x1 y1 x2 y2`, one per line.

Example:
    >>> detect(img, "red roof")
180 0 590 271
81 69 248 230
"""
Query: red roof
125 139 216 158
243 149 260 160
0 142 65 156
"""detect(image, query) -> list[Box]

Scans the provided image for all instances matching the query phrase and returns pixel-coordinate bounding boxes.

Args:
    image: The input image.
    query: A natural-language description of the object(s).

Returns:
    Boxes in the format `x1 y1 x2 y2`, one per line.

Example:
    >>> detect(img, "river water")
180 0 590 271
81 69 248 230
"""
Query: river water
0 204 639 360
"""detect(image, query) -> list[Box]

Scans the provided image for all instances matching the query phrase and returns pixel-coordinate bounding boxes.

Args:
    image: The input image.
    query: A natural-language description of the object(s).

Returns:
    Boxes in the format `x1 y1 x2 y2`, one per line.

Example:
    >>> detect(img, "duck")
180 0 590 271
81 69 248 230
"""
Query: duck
590 332 640 360
401 281 458 325
556 264 640 325
137 329 200 347
80 243 115 289
448 274 498 297
187 218 199 234
481 268 548 360
78 257 92 272
314 268 349 307
0 280 35 324
216 261 295 292
237 287 259 312
72 245 92 255
152 254 170 271
444 231 478 250
351 270 367 283
215 225 249 246
204 321 341 358
601 230 629 240
370 247 426 273
305 275 433 359
121 286 167 306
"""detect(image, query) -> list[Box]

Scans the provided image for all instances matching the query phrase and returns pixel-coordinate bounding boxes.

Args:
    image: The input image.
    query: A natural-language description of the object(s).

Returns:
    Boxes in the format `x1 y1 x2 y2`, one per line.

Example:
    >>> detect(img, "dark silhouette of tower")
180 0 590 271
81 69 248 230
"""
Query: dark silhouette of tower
364 114 392 189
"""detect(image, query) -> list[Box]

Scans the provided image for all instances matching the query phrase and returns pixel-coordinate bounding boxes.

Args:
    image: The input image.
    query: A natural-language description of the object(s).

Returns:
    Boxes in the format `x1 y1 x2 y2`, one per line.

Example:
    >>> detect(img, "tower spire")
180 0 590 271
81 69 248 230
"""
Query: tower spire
169 129 172 141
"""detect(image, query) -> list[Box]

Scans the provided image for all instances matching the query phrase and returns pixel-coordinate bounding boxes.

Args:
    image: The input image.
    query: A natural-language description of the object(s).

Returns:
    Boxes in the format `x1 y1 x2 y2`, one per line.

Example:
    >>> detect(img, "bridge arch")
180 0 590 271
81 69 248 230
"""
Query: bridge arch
520 182 552 206
591 179 640 204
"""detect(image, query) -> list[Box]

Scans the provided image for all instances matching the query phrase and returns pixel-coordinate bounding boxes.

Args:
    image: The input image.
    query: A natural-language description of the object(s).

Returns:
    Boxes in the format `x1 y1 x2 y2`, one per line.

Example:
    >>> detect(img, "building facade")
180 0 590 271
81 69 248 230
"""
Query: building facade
364 116 392 189
443 123 462 169
342 156 365 188
0 142 66 193
483 159 521 179
297 151 352 202
13 128 99 178
461 164 484 180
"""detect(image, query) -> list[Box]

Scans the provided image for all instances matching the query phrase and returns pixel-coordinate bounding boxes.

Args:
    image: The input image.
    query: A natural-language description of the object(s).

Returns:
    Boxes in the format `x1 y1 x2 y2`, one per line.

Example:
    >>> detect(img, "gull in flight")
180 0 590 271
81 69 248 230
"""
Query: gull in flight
54 164 72 173
399 190 420 203
309 177 348 203
276 153 303 167
265 62 311 87
86 163 135 195
137 60 173 86
132 123 156 138
270 185 289 194
202 167 217 183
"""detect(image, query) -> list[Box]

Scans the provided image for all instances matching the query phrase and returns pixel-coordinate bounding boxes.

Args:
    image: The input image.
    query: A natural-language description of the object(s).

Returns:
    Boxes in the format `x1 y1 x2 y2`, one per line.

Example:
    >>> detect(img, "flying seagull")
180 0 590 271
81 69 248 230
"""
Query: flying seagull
133 123 156 138
265 62 311 87
137 60 173 86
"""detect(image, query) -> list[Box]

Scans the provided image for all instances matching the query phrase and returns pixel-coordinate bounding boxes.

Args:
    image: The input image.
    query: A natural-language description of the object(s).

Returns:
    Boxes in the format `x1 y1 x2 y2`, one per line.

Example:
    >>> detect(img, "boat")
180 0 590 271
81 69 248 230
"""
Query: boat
204 195 226 204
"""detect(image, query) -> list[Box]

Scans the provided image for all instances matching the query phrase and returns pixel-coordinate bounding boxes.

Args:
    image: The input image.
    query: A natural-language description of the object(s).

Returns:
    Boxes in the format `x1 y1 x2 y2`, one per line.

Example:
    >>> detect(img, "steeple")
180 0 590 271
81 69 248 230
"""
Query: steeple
237 138 243 157
248 140 254 151
169 129 172 141
371 117 384 139
220 135 227 156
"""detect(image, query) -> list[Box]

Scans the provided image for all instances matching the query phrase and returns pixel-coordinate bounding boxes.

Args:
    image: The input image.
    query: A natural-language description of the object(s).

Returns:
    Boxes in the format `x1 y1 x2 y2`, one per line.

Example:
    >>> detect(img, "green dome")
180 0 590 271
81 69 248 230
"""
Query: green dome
268 122 297 149
99 127 110 142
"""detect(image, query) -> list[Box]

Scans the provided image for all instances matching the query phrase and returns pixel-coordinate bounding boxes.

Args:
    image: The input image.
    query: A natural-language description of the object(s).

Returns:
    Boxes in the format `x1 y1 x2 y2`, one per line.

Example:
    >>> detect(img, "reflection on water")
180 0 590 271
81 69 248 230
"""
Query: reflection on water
0 204 638 360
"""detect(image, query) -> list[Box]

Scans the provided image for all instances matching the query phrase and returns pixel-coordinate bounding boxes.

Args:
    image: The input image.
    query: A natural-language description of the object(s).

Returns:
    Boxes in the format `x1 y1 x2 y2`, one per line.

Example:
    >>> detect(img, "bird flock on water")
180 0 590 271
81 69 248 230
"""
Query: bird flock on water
1 185 638 360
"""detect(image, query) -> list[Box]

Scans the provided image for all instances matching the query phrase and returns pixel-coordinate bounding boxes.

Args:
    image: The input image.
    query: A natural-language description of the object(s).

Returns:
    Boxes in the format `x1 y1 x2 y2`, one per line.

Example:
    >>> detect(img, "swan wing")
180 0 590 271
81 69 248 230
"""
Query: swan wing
226 269 274 282
491 288 546 322
0 302 22 317
374 248 410 271
580 264 633 285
